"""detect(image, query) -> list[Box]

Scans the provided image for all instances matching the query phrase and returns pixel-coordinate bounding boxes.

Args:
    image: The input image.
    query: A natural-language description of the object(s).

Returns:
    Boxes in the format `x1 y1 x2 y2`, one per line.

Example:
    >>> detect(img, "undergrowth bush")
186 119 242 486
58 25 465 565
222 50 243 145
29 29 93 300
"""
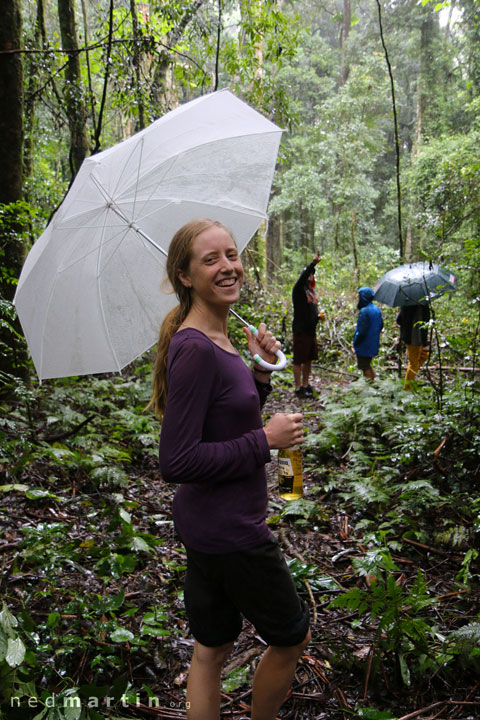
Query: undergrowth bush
306 377 480 533
0 248 479 716
303 374 480 692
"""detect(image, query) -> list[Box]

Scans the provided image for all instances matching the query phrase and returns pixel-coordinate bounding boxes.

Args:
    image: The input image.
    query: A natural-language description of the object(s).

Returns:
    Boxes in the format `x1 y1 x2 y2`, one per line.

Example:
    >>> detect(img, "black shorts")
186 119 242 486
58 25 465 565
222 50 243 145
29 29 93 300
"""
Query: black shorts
293 333 318 365
356 355 373 371
184 541 310 648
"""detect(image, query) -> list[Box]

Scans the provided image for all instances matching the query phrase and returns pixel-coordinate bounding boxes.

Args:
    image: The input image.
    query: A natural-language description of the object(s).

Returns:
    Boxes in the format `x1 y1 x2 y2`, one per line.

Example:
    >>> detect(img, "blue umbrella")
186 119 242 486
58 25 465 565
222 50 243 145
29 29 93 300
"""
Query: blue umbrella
374 262 457 307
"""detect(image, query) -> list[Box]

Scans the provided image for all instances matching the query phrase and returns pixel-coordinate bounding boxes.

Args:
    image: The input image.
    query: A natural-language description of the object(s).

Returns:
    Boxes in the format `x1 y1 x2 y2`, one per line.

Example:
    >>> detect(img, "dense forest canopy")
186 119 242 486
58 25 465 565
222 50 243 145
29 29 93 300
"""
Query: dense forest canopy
2 0 477 387
0 1 479 719
2 1 479 283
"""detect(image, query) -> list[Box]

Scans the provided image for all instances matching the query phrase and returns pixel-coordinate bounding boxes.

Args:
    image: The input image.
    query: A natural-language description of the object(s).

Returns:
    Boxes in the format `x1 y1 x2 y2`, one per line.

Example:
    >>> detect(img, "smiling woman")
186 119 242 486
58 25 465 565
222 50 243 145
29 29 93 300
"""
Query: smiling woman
176 223 245 341
149 218 310 720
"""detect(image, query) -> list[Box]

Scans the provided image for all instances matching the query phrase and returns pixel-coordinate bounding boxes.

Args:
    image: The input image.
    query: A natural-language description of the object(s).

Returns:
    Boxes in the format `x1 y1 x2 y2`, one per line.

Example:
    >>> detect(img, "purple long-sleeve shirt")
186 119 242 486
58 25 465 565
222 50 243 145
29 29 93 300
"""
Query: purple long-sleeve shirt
159 328 274 553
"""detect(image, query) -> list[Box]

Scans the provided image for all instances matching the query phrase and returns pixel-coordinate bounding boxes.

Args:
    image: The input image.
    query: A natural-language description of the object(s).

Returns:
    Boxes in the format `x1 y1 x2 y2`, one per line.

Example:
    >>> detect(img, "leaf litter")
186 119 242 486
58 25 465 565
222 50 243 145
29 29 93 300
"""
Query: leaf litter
0 370 479 720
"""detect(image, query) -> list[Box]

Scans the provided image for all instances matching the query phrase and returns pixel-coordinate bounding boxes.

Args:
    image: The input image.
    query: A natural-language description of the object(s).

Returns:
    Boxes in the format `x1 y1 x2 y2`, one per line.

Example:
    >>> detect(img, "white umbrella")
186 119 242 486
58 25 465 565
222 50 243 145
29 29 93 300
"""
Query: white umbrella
14 90 283 380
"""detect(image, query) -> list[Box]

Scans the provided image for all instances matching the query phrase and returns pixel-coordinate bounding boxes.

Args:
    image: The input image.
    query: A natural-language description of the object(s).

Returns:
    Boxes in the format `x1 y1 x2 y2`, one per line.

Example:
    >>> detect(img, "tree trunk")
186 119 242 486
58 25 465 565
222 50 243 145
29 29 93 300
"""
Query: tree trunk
460 0 480 99
23 0 47 190
417 8 439 138
0 0 29 382
150 1 205 115
80 0 97 135
351 212 360 285
408 5 439 259
240 0 264 90
130 0 146 130
339 0 351 86
58 0 89 177
404 223 413 262
279 213 285 261
266 215 282 285
0 2 23 206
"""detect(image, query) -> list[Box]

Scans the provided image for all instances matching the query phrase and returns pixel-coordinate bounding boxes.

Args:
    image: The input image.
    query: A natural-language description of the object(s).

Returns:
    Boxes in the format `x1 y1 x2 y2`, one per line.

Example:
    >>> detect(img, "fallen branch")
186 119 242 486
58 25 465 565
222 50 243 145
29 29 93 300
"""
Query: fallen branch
397 701 446 720
397 700 480 720
0 541 21 552
279 528 318 622
362 642 377 701
314 364 357 378
303 576 318 624
402 536 462 558
433 436 448 459
436 589 470 601
43 414 96 442
124 703 185 718
290 691 327 700
223 646 263 677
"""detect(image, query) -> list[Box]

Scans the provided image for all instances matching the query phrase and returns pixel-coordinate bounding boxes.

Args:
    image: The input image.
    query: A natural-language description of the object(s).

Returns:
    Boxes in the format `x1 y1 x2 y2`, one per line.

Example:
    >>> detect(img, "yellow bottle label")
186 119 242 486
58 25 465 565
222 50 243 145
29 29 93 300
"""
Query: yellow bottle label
278 447 303 500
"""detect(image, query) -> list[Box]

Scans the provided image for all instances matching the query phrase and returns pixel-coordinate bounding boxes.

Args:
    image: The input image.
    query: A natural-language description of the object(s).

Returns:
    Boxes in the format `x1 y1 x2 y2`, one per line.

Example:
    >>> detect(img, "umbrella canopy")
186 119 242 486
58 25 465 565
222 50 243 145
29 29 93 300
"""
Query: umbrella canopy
373 262 457 307
14 90 283 380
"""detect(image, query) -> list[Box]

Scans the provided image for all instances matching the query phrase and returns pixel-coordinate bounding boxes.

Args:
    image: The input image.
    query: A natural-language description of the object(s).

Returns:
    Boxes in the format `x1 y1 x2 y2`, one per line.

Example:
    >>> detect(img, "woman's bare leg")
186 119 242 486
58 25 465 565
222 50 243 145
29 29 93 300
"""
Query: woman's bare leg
250 630 311 720
186 640 234 720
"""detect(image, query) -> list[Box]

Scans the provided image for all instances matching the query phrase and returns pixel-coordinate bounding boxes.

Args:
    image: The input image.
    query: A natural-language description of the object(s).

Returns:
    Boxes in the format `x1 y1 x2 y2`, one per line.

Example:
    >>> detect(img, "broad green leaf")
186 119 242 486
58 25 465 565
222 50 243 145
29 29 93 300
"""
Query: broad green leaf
222 665 248 692
6 636 26 667
0 603 18 635
119 507 131 524
110 628 135 643
49 447 75 460
47 612 62 628
0 633 8 661
399 653 411 687
25 487 63 501
63 696 82 720
130 536 151 553
140 626 170 637
32 710 49 720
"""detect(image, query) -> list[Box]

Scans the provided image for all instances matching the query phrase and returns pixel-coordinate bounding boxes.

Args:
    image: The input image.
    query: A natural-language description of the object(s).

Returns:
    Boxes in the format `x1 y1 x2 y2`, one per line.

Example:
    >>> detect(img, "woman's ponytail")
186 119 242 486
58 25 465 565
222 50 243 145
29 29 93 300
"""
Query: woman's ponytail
149 304 187 416
148 218 225 416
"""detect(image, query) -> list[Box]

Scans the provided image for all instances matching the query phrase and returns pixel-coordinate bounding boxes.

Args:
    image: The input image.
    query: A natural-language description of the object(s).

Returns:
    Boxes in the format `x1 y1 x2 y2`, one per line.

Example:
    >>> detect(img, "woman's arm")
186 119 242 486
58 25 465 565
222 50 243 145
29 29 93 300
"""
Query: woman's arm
159 338 270 485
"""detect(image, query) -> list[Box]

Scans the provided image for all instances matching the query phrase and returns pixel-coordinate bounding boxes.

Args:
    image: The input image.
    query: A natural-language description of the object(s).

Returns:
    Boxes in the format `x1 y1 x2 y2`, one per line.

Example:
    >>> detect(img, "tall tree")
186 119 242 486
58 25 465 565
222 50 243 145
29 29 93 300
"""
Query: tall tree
150 0 206 114
23 0 47 188
130 0 146 130
0 1 23 209
339 0 352 86
57 0 89 176
459 0 480 99
0 0 29 382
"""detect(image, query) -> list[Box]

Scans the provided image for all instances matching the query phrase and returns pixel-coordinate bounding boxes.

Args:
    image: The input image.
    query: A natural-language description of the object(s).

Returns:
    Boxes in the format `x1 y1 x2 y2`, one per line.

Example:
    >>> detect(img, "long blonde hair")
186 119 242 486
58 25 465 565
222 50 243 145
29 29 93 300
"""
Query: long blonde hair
149 218 233 416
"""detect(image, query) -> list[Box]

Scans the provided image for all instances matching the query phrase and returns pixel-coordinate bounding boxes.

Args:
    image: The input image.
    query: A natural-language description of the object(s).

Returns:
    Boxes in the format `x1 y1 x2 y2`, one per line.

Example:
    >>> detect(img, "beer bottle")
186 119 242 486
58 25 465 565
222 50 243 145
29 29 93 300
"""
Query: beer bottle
278 446 303 500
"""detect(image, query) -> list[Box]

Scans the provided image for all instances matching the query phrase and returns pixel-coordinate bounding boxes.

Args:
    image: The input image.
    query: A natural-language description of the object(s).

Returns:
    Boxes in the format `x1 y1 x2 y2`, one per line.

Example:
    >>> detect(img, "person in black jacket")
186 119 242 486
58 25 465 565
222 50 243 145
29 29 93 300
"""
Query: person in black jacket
292 251 321 397
396 303 431 390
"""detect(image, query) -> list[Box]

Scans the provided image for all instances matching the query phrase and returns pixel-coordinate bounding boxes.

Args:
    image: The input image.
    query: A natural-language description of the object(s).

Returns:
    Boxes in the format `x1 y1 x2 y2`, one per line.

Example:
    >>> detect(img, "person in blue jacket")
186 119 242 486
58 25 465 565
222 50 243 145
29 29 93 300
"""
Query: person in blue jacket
353 287 383 380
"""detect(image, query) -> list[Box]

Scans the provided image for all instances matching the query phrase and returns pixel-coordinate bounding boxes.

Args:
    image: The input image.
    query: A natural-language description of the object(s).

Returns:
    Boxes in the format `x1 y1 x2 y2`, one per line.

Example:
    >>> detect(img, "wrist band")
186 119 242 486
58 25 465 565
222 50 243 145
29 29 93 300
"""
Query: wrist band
253 366 273 375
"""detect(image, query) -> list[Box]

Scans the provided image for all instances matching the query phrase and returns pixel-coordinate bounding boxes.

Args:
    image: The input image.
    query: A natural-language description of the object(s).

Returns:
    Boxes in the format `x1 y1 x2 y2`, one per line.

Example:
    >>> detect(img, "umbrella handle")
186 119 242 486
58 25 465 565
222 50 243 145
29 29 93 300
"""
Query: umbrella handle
247 324 288 371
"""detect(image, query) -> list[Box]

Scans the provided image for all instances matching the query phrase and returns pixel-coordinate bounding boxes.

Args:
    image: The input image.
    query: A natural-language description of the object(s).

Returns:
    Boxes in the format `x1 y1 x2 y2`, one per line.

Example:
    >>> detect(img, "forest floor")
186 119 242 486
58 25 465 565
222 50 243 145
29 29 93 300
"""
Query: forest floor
2 366 479 720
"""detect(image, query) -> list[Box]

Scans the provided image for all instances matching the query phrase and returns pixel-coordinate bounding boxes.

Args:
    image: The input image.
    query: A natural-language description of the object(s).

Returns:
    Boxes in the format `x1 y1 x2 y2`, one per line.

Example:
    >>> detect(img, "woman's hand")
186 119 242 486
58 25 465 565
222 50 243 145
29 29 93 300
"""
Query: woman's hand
264 413 304 449
243 322 280 366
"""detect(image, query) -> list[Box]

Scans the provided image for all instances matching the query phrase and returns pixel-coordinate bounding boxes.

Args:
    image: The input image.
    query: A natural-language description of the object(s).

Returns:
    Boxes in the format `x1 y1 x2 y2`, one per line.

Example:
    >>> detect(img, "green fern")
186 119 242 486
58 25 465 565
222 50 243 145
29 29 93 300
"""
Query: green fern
446 622 480 669
447 622 480 650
